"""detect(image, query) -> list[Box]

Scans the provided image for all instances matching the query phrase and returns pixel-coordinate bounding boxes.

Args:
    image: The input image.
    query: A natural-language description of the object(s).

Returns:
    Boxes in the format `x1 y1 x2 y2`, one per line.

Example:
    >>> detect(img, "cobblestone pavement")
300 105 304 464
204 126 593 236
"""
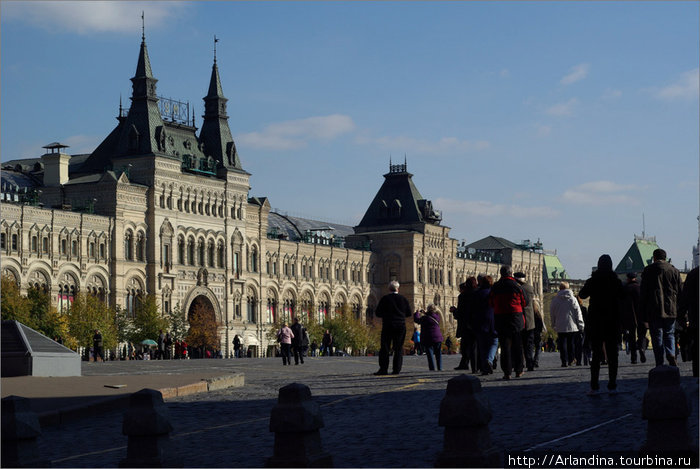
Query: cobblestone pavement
38 352 698 468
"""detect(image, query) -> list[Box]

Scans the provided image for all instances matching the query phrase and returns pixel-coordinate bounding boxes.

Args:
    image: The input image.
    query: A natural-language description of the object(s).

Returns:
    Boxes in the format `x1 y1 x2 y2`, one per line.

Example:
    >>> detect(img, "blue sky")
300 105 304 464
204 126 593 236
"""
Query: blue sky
2 1 698 279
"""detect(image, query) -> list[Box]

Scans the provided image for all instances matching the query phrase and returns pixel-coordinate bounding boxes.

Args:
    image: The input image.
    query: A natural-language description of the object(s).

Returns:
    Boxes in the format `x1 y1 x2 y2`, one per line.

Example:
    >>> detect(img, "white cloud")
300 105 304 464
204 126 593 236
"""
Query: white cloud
2 1 187 35
561 180 642 205
356 134 490 156
545 98 578 116
535 123 552 137
435 198 559 219
601 88 622 99
560 63 590 85
655 68 699 101
236 114 355 151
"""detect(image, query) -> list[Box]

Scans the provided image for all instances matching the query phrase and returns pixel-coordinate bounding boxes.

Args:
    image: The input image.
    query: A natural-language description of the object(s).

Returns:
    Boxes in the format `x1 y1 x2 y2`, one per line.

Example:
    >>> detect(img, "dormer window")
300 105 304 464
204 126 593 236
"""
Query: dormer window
391 199 402 218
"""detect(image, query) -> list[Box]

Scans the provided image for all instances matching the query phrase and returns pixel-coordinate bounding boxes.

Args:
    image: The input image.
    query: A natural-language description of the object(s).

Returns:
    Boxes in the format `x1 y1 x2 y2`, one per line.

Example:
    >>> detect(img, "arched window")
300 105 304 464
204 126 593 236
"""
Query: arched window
187 237 195 265
246 293 257 323
124 230 133 261
198 239 205 266
178 237 185 264
251 246 258 272
207 240 215 267
217 242 225 268
267 298 277 324
135 232 145 261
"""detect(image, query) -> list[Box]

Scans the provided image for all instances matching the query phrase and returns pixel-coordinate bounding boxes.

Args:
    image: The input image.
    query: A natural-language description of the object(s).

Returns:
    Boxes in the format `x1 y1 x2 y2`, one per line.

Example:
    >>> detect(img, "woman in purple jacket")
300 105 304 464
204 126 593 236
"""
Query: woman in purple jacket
414 304 444 371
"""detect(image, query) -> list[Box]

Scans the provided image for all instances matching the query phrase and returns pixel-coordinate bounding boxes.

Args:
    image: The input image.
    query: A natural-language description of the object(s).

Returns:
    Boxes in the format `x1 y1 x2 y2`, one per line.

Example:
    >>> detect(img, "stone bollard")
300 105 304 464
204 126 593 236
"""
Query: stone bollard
266 383 333 467
435 375 500 468
119 388 181 468
2 395 50 468
641 365 696 454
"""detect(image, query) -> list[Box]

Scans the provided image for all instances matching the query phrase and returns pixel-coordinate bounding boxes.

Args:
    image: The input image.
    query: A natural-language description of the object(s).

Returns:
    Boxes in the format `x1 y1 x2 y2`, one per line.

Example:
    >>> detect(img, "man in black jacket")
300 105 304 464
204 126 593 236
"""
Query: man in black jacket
291 317 305 365
640 248 683 367
374 280 412 375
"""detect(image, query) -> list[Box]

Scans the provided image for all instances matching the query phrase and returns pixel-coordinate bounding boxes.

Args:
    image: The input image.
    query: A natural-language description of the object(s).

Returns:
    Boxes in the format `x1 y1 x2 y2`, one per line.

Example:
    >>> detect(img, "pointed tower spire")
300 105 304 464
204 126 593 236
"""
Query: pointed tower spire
199 37 242 172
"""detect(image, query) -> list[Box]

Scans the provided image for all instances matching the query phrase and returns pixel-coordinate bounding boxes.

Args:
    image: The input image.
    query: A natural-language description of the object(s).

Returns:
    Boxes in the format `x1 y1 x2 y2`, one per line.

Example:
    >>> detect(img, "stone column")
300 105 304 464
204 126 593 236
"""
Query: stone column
641 365 695 454
1 395 49 468
435 375 500 468
266 383 333 467
120 389 181 468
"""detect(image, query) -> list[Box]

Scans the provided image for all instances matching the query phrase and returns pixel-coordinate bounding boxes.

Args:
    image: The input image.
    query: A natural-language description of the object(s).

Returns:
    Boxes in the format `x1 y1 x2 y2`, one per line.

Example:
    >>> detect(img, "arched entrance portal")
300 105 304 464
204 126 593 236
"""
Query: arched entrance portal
187 295 219 358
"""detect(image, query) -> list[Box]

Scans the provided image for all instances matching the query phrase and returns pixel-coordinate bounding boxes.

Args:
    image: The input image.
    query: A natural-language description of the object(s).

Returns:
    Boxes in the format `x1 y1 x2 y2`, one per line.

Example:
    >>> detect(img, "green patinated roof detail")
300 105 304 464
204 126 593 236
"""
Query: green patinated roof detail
543 254 567 280
615 238 659 273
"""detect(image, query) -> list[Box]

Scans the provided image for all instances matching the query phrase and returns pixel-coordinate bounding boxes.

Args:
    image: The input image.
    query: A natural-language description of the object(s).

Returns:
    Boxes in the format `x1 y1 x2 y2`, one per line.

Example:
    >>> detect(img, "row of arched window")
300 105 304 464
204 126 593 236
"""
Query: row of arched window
157 186 245 221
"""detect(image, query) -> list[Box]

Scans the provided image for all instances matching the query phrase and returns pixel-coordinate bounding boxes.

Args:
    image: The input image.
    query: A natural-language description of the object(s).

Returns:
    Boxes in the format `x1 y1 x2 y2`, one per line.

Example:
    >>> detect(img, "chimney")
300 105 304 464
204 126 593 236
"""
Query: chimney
41 142 70 187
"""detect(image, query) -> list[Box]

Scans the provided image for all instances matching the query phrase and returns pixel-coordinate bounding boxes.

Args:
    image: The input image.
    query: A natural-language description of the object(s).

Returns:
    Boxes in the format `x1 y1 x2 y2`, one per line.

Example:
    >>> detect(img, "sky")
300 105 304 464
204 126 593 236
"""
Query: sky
1 1 698 279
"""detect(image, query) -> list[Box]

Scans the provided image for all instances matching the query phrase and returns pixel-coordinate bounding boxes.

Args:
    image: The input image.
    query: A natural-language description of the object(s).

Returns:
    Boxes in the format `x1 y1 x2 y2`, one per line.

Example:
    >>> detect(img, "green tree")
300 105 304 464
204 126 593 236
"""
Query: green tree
1 276 32 326
115 305 136 344
131 294 168 343
168 303 189 340
67 292 118 351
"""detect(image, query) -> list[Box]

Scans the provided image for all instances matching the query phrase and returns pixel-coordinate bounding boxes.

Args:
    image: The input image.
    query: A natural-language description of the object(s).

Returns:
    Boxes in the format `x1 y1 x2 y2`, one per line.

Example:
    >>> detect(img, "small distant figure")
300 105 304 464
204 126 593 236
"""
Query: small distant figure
679 267 699 377
374 280 412 376
302 327 310 359
277 322 294 365
157 329 165 360
291 317 305 365
411 327 422 355
621 272 645 364
310 340 318 357
233 334 242 358
92 329 104 363
164 333 172 359
174 340 181 359
321 330 333 357
444 336 453 355
640 248 683 367
414 305 443 371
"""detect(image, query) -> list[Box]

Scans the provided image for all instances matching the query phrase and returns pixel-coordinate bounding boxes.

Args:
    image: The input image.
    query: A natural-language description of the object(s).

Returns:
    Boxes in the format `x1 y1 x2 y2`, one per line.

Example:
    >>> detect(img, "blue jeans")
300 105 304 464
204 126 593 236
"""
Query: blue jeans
649 318 676 366
424 342 442 371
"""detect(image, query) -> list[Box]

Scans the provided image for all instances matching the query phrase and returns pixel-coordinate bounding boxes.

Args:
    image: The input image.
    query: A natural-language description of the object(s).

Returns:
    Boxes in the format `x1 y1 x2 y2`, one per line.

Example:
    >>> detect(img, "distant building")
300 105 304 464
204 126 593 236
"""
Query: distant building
1 33 544 356
614 235 660 277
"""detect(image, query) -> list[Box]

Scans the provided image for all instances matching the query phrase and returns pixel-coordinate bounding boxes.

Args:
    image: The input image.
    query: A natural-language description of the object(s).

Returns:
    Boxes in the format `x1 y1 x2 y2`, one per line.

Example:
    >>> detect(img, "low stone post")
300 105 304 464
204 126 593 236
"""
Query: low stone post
435 375 500 468
119 388 181 468
266 382 333 467
641 365 695 454
1 395 49 468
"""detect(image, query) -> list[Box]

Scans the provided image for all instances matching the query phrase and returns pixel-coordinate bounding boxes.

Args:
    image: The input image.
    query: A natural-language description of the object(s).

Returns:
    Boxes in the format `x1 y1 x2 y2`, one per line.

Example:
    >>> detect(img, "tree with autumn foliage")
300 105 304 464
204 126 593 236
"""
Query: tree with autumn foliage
66 292 118 352
131 294 168 343
186 298 221 352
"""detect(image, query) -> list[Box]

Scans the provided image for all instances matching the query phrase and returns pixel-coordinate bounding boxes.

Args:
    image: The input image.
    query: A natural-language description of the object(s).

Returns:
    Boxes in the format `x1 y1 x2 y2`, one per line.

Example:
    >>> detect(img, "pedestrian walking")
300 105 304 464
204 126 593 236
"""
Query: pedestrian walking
550 281 585 367
679 266 699 377
621 273 646 364
321 330 334 357
92 329 104 363
640 248 683 367
450 278 478 371
489 265 526 380
579 254 624 395
414 305 444 371
164 333 172 359
277 323 294 365
233 335 242 358
374 280 412 375
411 327 422 355
474 275 498 375
514 272 537 371
157 329 165 360
290 317 305 365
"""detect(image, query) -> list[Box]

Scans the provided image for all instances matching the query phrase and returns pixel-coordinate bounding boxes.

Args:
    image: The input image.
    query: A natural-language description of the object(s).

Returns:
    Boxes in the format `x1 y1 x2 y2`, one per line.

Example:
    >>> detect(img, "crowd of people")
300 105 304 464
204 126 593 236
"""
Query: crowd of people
373 248 697 393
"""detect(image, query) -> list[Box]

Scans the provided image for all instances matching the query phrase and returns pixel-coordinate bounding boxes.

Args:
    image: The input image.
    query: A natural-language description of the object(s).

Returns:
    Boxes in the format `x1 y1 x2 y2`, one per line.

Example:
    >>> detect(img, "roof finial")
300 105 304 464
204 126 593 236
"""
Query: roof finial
141 11 145 41
214 35 219 64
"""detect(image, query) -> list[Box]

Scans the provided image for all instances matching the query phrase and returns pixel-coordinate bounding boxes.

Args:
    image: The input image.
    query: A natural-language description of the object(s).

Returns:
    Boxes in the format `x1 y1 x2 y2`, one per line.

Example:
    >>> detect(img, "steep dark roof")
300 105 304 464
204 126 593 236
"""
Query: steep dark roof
354 162 441 233
465 235 518 251
267 211 354 241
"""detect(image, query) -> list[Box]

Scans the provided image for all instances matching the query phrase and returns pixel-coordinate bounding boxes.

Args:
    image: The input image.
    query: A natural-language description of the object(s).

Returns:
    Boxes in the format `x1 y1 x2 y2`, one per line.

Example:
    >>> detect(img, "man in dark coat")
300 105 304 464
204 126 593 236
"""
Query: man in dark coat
514 272 536 370
489 265 526 380
290 317 305 365
640 248 683 367
579 254 624 395
374 280 412 375
621 272 645 364
450 278 478 371
92 329 104 363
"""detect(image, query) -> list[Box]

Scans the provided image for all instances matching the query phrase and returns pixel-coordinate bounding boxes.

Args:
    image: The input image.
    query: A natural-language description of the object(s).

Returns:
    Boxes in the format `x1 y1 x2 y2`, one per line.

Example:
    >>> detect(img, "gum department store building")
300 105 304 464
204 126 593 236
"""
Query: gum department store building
0 35 544 357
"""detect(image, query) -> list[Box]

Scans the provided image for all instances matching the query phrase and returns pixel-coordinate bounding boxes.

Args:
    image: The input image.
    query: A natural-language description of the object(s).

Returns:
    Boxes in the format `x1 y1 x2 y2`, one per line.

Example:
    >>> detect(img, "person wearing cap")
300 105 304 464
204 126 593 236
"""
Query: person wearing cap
621 272 645 364
640 248 683 367
514 272 536 371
